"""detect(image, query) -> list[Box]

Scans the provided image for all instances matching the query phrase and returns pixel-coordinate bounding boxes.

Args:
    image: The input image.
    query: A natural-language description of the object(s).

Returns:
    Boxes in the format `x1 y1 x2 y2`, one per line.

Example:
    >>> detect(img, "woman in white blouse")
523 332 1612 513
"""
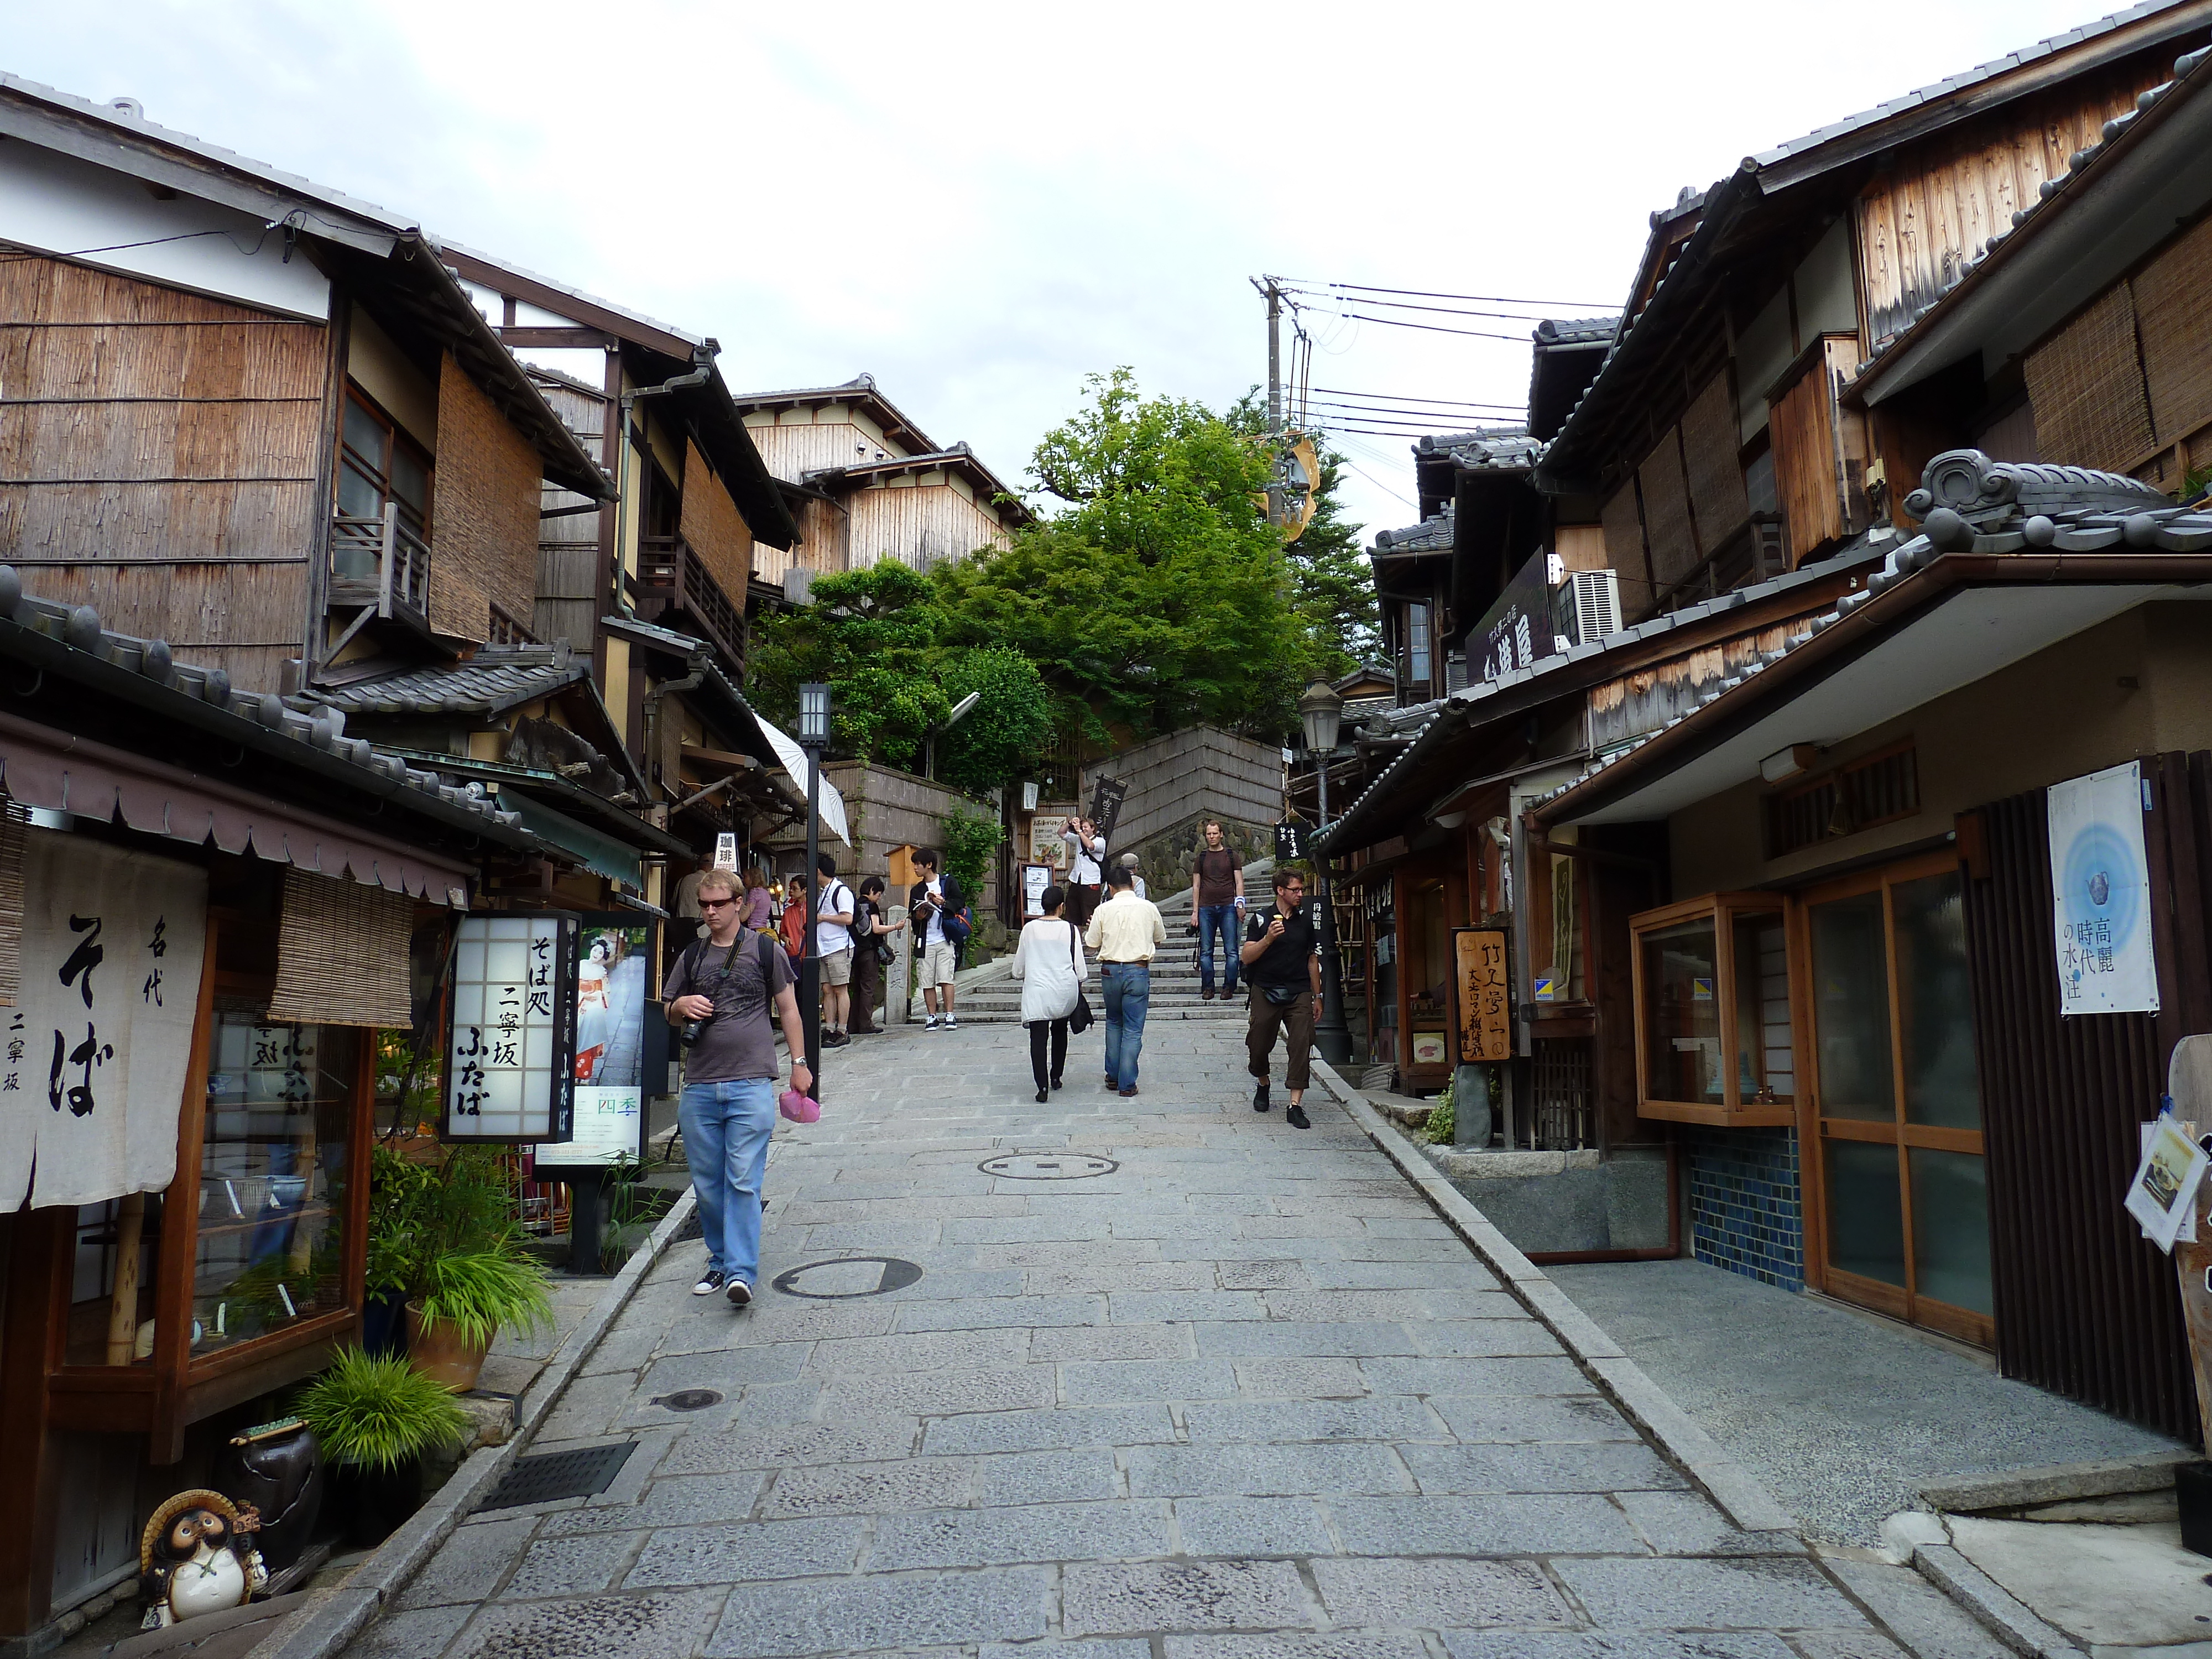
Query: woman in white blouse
1009 884 1088 1103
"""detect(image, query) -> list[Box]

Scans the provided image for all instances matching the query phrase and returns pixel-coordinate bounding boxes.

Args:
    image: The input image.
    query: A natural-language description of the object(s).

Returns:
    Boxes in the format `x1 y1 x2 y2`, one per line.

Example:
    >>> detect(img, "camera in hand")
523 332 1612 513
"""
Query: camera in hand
680 1012 716 1047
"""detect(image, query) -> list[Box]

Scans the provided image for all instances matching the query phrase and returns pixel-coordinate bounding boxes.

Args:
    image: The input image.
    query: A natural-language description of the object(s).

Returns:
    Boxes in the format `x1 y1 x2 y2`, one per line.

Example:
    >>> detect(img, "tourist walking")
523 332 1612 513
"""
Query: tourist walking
1190 819 1245 1002
1010 883 1087 1103
1241 867 1321 1130
813 852 856 1048
1086 863 1165 1097
1063 816 1107 927
664 868 812 1306
848 874 902 1035
909 846 964 1031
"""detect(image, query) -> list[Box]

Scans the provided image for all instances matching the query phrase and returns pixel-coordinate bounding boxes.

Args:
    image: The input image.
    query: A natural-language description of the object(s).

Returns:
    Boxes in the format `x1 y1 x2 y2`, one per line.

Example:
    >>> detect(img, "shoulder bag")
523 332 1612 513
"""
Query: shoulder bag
1065 921 1094 1034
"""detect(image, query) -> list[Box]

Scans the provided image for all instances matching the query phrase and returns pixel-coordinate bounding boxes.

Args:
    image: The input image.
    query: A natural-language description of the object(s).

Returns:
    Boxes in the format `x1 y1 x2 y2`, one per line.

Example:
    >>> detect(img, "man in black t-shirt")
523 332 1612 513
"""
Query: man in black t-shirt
1240 866 1322 1130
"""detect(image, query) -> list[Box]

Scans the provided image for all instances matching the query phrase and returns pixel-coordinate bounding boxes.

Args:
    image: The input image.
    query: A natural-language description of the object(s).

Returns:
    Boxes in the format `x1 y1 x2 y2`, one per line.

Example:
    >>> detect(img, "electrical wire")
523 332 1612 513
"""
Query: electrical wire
1318 280 1618 310
1282 286 1583 326
1330 311 1535 343
1312 388 1526 410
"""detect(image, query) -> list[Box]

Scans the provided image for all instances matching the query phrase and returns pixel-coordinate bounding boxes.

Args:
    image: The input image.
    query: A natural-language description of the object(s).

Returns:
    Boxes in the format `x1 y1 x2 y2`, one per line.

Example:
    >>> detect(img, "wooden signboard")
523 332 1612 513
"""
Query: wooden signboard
1454 927 1512 1063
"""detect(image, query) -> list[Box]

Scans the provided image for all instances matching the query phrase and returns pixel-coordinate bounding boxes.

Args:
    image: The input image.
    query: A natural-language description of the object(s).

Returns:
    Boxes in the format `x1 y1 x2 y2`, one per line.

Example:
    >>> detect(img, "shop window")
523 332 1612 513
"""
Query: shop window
1630 893 1795 1125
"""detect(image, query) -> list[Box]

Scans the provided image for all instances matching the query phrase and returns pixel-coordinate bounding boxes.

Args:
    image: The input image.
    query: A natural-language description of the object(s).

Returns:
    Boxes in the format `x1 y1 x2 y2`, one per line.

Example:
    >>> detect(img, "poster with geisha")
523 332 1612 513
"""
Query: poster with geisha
538 921 649 1166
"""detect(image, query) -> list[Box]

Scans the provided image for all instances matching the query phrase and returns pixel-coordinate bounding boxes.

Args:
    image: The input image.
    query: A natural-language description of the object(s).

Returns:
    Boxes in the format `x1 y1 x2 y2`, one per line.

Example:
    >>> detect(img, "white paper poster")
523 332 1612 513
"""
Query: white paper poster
2047 761 2159 1015
2126 1112 2209 1254
0 832 208 1211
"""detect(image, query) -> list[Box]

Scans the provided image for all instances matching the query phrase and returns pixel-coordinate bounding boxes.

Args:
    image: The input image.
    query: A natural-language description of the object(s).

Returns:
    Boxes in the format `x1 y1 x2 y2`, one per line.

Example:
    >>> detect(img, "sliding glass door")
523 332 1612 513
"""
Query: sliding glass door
1800 853 1992 1345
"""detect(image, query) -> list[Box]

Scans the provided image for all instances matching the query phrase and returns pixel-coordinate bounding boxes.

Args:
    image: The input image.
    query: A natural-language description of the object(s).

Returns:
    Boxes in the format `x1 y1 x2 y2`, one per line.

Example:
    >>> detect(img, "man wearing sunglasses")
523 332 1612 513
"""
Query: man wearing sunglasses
665 867 812 1306
1240 867 1321 1130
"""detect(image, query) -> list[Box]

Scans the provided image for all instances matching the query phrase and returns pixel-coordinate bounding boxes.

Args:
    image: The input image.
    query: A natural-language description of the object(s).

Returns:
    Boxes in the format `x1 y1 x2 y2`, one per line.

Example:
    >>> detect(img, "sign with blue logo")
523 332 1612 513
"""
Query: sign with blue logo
2047 761 2159 1016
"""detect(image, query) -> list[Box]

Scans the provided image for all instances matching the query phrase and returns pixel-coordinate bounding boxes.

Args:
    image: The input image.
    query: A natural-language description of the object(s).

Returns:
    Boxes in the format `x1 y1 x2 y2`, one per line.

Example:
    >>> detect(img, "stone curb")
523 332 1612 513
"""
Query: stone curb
1910 1542 2082 1657
1308 1057 1799 1535
246 1185 700 1659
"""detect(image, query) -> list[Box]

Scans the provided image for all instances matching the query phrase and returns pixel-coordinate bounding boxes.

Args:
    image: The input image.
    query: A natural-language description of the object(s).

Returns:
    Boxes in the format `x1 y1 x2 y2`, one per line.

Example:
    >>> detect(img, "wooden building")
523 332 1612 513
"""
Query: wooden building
729 375 1032 582
1322 7 2212 1443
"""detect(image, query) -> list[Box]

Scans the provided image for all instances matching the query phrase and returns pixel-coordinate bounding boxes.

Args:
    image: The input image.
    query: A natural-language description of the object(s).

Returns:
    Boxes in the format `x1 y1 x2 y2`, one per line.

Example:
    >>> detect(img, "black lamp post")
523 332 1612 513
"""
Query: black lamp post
1298 680 1354 1067
799 682 830 1097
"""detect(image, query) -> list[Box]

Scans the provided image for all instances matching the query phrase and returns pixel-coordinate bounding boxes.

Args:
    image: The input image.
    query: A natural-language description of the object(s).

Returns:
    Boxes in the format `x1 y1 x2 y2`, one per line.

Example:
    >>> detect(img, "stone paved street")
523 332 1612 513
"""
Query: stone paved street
343 1018 1921 1659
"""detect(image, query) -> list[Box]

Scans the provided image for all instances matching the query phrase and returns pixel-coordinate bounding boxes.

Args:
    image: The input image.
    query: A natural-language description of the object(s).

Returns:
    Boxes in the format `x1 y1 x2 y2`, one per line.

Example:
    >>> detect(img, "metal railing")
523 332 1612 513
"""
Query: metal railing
330 502 432 625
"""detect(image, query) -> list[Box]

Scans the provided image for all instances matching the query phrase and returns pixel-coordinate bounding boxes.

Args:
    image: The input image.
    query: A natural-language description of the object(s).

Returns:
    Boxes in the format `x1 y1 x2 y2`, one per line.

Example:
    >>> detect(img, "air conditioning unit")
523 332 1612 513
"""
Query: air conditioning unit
1444 653 1469 692
1567 569 1623 645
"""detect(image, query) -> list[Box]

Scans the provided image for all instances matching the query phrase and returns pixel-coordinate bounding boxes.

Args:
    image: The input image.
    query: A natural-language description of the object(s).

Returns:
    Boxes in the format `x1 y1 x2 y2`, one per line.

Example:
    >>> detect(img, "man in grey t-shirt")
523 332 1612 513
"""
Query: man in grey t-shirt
665 867 812 1306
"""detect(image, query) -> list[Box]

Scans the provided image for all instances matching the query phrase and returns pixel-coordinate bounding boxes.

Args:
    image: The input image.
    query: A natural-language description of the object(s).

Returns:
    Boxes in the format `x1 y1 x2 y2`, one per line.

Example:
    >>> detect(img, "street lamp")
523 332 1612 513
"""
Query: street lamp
798 683 830 1097
1296 680 1353 1066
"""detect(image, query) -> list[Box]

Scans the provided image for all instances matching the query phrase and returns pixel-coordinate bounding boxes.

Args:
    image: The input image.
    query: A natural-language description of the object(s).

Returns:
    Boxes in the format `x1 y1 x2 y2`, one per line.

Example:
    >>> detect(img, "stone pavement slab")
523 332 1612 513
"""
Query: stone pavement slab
330 1019 1955 1658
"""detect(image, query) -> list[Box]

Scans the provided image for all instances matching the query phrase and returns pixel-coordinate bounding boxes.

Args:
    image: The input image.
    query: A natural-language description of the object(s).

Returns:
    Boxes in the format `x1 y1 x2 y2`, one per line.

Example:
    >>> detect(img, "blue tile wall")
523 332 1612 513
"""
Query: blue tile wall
1684 1125 1803 1291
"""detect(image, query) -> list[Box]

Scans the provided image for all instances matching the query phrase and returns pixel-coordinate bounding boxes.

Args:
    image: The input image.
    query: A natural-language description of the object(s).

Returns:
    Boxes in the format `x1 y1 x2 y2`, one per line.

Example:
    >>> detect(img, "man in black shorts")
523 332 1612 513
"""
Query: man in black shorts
1240 866 1321 1130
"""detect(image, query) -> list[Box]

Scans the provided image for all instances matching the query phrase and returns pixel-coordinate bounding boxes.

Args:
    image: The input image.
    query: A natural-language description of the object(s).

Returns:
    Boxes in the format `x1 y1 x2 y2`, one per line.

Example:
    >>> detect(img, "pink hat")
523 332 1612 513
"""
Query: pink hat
779 1088 821 1124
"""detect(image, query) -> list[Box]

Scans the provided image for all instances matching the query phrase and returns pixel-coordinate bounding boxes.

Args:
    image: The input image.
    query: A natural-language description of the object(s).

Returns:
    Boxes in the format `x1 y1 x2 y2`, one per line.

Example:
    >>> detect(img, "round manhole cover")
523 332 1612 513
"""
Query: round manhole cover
980 1153 1119 1180
771 1256 925 1298
651 1389 723 1412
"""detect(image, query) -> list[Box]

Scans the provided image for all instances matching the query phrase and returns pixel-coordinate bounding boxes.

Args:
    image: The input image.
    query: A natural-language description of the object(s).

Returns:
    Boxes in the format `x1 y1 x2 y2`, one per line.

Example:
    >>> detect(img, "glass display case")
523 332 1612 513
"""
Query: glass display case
1629 893 1796 1125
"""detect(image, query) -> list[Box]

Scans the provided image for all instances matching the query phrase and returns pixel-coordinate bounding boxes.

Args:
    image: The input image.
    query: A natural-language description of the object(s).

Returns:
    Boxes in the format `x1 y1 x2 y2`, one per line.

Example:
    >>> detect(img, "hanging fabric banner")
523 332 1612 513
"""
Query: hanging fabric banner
0 831 208 1210
2047 760 2160 1016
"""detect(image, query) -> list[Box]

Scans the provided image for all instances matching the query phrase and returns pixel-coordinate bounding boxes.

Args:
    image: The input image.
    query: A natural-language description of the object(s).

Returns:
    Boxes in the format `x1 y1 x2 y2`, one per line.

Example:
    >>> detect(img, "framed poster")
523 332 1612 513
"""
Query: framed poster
538 916 654 1168
1453 926 1513 1063
1021 864 1053 917
442 912 578 1144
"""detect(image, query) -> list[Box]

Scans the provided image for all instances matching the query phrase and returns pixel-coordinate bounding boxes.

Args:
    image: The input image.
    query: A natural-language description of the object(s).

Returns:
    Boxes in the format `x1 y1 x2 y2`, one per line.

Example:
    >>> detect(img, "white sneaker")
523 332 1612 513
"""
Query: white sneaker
725 1279 753 1307
942 1014 959 1030
925 1015 940 1031
692 1268 727 1296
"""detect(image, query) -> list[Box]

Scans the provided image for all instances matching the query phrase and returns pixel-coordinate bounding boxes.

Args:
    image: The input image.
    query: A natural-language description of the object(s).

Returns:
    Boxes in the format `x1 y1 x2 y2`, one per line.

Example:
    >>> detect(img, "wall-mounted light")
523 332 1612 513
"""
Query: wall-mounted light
1760 743 1820 784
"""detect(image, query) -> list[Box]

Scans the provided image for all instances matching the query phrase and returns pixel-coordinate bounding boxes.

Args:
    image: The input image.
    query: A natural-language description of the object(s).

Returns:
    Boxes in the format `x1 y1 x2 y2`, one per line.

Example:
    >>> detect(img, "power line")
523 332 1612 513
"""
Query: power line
1321 280 1618 310
1328 310 1535 343
1313 387 1526 410
1284 287 1582 326
1300 397 1521 422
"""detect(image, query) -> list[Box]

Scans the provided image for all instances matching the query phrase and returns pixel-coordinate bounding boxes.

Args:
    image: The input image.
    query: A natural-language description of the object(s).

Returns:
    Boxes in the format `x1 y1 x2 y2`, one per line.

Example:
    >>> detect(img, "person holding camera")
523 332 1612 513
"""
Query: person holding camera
664 867 812 1306
1062 817 1107 928
1240 866 1321 1130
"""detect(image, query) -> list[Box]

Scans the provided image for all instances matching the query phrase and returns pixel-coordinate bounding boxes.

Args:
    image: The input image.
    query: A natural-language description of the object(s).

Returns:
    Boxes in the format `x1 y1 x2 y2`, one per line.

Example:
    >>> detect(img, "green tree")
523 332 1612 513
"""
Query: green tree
936 369 1308 744
936 646 1053 796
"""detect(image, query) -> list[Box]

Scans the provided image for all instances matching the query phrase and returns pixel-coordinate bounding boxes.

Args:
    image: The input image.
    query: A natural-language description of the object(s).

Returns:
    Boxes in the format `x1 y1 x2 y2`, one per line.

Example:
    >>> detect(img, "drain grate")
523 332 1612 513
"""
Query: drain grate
980 1153 1118 1180
672 1213 704 1243
477 1441 636 1511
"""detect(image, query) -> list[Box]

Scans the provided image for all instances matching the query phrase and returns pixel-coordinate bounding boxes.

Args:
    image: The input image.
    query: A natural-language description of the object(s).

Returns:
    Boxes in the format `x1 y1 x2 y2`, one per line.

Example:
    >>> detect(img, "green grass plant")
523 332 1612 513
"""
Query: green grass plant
295 1347 468 1471
414 1247 554 1348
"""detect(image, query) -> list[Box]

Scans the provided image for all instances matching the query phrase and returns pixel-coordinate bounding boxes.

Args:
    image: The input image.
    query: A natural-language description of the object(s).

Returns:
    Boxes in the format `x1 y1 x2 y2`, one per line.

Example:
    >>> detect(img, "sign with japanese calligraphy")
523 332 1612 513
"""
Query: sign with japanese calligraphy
442 913 577 1144
1274 821 1309 863
2048 761 2159 1016
1088 776 1128 847
1 832 208 1211
536 919 649 1168
1453 927 1514 1064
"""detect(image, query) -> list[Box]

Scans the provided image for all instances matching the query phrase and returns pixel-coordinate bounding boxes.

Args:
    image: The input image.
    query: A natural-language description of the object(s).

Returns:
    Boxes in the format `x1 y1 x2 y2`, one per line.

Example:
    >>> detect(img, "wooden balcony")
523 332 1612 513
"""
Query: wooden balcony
329 503 432 634
636 535 746 673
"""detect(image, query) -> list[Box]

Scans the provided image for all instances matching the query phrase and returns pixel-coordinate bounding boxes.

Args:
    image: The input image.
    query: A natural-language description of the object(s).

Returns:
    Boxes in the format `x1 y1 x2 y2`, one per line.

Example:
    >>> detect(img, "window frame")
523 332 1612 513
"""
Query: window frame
337 383 434 541
1628 890 1796 1126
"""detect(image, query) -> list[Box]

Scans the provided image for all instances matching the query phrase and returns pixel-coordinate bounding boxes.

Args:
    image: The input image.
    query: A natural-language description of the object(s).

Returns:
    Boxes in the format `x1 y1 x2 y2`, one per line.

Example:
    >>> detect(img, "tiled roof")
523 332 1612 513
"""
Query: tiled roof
1532 317 1619 347
1372 506 1455 554
306 645 587 718
1416 427 1541 471
0 565 519 835
1526 450 2212 821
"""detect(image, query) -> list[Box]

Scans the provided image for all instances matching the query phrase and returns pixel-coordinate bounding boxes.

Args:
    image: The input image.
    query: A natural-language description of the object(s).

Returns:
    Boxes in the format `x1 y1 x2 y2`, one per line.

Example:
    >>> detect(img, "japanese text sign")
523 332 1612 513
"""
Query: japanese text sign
1 832 207 1211
444 913 577 1144
1454 927 1514 1064
2048 761 2160 1015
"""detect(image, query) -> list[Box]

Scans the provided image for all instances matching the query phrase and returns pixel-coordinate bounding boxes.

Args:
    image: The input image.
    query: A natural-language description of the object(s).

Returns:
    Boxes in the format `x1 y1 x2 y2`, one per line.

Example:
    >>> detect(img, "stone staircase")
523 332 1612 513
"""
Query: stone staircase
933 924 1253 1025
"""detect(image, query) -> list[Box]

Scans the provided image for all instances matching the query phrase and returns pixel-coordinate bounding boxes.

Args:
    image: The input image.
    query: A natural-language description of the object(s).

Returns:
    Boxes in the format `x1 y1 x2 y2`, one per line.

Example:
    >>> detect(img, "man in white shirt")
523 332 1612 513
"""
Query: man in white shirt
1085 864 1166 1097
1063 817 1107 929
909 847 964 1031
813 852 855 1048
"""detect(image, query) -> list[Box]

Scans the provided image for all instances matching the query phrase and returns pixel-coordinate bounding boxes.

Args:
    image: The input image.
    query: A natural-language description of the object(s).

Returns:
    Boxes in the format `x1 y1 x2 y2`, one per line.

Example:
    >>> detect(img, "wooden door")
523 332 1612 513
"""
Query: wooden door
1796 851 1994 1346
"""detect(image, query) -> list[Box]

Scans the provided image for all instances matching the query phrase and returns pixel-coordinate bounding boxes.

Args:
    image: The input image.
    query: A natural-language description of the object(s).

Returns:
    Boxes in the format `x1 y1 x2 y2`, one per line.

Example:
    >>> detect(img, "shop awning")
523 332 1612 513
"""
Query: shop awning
501 792 644 890
0 715 475 905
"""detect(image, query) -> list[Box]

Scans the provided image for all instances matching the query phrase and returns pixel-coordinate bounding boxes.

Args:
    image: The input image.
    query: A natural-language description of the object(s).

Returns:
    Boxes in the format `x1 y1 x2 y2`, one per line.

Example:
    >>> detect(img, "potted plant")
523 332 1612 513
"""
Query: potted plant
295 1347 468 1544
405 1246 553 1389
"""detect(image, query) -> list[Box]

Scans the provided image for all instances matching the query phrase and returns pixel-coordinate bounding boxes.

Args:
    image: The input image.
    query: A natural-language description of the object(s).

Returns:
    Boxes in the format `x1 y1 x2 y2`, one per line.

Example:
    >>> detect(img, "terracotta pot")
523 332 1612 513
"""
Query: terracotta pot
404 1301 488 1391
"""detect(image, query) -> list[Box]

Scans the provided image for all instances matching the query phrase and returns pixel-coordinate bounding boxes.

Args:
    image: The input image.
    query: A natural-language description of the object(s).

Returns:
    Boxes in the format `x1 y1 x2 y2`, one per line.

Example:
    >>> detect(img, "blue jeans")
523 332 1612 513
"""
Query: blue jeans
1101 962 1151 1092
679 1077 777 1288
1197 905 1241 994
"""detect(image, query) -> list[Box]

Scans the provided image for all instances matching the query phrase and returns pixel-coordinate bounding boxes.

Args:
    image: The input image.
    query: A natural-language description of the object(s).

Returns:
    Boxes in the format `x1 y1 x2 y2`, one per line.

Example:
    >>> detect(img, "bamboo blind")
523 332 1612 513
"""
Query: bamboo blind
0 805 23 1007
1637 429 1700 592
2023 284 2154 474
2131 214 2212 452
680 439 757 603
1680 371 1750 555
1599 481 1650 620
430 351 542 644
1770 353 1845 561
267 867 415 1029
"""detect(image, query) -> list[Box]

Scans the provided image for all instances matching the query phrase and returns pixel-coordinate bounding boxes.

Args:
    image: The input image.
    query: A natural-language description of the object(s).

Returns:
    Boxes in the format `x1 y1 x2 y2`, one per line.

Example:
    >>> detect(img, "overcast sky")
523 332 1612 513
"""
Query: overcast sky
11 0 2120 539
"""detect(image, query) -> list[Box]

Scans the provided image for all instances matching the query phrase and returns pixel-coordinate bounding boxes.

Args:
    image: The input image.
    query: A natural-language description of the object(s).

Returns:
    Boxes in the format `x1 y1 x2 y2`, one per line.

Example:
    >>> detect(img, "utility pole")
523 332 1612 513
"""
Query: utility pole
1248 275 1284 526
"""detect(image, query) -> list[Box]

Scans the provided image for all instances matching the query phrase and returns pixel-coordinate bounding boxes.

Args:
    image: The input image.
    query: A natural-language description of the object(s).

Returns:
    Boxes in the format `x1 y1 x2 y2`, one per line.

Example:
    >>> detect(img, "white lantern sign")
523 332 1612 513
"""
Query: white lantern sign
442 913 577 1144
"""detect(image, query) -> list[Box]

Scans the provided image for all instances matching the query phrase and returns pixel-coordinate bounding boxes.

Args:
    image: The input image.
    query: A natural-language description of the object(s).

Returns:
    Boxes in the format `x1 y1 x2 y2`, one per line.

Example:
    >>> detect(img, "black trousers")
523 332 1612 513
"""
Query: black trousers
1027 1019 1070 1090
1067 883 1101 928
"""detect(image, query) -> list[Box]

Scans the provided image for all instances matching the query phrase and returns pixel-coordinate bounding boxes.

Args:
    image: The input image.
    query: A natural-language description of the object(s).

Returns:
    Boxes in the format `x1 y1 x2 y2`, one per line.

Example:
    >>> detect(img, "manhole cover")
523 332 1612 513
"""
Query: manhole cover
771 1256 925 1298
651 1389 723 1412
477 1441 635 1511
980 1153 1119 1180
